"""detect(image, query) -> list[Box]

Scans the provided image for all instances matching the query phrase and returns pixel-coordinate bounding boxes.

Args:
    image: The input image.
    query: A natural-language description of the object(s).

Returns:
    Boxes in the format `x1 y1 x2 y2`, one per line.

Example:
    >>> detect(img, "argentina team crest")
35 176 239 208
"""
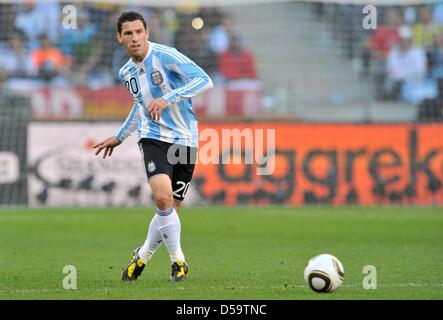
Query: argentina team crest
147 161 156 173
150 70 163 86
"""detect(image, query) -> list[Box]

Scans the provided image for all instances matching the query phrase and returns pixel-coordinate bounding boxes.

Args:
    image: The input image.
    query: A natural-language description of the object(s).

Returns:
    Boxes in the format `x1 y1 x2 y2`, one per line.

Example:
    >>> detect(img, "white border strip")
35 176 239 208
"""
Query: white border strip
0 0 440 7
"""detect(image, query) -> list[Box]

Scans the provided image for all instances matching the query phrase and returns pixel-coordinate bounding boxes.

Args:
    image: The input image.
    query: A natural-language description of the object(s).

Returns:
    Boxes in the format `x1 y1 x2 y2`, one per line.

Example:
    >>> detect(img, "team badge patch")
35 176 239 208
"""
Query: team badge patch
150 71 163 86
147 161 156 173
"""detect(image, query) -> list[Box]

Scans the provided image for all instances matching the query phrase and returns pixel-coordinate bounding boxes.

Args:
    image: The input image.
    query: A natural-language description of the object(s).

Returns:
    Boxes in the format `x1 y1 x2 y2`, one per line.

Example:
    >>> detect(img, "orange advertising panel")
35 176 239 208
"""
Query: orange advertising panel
193 123 443 205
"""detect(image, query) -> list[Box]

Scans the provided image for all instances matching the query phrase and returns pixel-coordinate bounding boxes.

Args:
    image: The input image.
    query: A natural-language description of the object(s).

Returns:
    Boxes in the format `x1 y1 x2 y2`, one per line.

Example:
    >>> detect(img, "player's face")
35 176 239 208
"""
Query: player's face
117 20 149 61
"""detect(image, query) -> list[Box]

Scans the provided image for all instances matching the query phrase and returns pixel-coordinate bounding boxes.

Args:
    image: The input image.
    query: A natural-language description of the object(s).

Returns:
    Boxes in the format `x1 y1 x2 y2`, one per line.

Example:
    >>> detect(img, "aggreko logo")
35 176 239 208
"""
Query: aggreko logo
193 124 443 205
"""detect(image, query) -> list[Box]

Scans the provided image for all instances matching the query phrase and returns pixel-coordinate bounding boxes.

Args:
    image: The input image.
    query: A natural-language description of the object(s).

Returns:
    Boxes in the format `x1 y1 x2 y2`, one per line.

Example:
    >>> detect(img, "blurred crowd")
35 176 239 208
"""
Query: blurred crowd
0 2 258 89
3 1 441 121
324 2 443 111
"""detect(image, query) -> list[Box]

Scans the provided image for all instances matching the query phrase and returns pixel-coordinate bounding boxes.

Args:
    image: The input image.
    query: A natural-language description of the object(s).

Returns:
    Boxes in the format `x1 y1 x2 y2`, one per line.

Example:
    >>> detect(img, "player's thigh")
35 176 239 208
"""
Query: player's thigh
149 173 174 197
138 138 173 184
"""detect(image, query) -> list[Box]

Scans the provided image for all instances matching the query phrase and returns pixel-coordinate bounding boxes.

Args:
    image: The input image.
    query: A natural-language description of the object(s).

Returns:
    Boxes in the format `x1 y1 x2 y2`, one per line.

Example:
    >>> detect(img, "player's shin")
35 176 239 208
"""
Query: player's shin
155 207 185 263
138 214 163 263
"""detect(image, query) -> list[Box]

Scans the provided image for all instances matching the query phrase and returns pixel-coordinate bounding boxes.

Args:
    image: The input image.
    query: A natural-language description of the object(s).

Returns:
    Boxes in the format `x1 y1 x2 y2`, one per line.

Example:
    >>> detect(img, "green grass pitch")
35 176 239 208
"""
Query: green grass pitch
0 206 442 300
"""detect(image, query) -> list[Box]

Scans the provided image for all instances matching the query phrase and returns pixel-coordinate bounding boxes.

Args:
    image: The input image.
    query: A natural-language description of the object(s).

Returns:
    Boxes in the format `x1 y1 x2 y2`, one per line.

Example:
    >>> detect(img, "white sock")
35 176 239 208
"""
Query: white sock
138 214 163 263
155 207 185 263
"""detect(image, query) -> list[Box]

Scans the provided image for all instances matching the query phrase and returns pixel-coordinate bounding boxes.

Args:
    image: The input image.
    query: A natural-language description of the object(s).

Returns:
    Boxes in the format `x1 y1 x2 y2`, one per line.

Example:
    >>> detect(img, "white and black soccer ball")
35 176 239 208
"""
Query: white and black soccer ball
304 254 344 293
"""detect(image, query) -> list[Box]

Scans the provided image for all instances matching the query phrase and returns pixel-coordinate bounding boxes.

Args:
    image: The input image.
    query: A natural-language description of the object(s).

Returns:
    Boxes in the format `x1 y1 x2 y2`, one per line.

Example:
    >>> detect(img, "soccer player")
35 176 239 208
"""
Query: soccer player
93 11 213 282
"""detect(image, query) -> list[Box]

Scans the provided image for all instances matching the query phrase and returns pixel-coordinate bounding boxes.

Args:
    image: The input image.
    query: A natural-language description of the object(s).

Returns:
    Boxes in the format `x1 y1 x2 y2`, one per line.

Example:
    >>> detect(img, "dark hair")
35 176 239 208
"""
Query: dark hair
117 11 147 34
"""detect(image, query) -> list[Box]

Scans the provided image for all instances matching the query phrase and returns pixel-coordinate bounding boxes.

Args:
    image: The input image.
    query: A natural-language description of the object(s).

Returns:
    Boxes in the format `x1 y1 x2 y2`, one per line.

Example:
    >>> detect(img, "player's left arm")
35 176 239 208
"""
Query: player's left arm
147 50 213 120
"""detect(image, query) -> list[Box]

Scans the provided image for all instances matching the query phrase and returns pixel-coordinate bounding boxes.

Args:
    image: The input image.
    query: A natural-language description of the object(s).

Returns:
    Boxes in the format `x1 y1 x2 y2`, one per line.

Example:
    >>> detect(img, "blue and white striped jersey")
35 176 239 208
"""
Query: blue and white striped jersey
115 42 213 147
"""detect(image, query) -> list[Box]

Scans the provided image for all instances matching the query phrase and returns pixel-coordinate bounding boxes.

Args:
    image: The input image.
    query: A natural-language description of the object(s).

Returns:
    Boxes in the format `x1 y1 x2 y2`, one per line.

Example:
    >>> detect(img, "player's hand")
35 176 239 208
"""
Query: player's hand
147 98 169 121
93 136 122 159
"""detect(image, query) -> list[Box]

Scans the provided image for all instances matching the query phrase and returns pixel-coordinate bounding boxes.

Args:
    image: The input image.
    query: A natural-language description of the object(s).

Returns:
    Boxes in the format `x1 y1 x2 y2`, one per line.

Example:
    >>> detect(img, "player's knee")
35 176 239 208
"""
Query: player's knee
154 191 173 210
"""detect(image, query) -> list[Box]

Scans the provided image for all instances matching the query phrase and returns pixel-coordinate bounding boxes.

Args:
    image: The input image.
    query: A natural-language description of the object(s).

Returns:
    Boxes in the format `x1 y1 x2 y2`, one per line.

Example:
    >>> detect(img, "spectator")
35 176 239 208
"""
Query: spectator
185 30 217 78
433 3 443 26
366 8 401 96
403 6 417 25
31 33 71 81
14 1 61 49
386 25 434 104
0 30 35 79
59 9 103 85
209 14 237 54
217 34 257 81
148 11 174 46
161 8 179 45
412 5 443 52
430 33 443 80
369 8 402 61
59 9 97 59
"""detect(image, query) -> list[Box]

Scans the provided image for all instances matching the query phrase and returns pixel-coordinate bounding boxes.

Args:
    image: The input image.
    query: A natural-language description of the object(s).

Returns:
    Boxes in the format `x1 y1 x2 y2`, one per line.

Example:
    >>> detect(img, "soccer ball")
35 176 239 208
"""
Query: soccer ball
304 254 344 293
